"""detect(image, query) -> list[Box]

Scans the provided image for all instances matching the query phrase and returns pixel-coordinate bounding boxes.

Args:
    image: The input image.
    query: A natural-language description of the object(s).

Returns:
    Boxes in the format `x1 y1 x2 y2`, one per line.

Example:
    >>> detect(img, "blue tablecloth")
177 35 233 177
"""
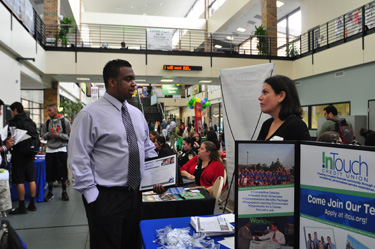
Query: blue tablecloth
10 157 46 203
140 215 232 249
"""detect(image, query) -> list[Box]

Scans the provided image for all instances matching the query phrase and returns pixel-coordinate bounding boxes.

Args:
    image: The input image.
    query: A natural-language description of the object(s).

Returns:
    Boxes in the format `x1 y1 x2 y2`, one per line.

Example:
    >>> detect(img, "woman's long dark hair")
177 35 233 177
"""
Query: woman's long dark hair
264 75 302 120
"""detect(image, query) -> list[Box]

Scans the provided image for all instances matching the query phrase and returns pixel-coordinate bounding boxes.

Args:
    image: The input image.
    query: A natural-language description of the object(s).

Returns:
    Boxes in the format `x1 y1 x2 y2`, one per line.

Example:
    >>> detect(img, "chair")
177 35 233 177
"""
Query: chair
211 176 224 205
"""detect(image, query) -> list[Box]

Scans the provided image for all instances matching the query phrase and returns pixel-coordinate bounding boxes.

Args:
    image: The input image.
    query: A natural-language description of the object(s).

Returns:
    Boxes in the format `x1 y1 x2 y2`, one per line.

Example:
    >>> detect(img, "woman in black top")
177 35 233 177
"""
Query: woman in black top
206 130 220 150
178 137 196 168
190 131 201 154
154 136 175 158
257 75 310 141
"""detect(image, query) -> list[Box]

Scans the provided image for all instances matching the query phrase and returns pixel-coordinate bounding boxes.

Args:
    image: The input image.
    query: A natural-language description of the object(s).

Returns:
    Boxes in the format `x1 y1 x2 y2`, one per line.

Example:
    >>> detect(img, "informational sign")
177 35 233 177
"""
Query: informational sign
140 154 177 191
163 65 202 71
236 141 296 249
195 102 202 133
300 143 375 249
91 87 98 101
146 29 173 51
162 85 182 95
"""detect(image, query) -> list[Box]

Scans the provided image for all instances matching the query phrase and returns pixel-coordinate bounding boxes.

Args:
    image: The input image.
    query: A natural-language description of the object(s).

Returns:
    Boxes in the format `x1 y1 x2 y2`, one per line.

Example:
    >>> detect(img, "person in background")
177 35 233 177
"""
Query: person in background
42 104 71 202
180 141 224 193
0 99 14 168
68 59 157 249
206 130 220 150
326 236 336 249
154 121 161 134
177 137 196 168
316 131 341 143
190 131 201 154
360 128 375 146
257 75 310 141
161 119 168 139
149 131 159 143
8 102 39 214
318 105 352 136
154 136 175 158
120 41 128 49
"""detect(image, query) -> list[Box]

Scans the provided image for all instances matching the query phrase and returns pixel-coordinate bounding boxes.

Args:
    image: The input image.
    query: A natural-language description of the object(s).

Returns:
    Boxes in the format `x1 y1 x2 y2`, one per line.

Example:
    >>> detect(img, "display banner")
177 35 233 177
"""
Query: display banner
146 29 173 51
162 85 182 95
91 87 98 101
236 141 296 249
300 142 375 249
220 63 275 218
195 103 202 133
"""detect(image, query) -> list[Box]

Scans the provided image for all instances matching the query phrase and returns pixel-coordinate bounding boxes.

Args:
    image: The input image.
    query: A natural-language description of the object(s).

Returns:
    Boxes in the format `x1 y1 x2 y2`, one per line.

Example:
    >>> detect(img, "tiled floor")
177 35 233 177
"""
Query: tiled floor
2 186 89 249
2 184 233 249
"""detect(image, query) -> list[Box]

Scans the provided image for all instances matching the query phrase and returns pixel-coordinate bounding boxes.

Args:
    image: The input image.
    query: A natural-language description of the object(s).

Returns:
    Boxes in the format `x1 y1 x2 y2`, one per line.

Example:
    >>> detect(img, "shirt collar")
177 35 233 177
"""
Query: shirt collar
103 92 127 111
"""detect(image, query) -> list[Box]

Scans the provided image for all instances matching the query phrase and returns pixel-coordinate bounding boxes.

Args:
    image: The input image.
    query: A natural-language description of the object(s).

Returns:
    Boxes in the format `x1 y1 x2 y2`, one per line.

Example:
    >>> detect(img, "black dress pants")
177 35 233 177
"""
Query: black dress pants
83 186 142 249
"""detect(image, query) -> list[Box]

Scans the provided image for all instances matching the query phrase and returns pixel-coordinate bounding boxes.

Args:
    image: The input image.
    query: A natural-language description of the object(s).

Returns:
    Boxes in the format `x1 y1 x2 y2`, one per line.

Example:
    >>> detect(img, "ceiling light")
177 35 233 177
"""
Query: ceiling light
236 27 246 32
199 80 212 83
214 45 222 48
76 77 90 81
160 79 174 82
276 1 284 7
226 36 234 41
136 79 147 82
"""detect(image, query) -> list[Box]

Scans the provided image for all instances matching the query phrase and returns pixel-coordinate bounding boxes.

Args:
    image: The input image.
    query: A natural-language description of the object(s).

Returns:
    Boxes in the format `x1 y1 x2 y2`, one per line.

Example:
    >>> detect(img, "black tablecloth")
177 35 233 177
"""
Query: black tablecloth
141 188 216 220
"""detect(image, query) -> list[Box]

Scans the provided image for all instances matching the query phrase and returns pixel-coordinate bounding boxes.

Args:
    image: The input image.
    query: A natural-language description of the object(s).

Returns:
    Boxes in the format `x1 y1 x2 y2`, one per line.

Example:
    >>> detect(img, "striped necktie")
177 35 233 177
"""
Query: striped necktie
121 104 140 189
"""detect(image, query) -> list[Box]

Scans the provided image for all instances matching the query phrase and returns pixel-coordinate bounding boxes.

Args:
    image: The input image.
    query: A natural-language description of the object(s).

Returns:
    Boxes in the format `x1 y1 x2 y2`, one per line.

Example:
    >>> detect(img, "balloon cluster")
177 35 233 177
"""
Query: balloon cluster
187 97 211 109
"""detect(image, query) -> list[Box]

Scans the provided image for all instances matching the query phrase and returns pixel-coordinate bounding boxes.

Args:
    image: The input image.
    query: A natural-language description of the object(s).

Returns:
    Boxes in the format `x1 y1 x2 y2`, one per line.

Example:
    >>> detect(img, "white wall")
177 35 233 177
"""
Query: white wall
300 0 369 32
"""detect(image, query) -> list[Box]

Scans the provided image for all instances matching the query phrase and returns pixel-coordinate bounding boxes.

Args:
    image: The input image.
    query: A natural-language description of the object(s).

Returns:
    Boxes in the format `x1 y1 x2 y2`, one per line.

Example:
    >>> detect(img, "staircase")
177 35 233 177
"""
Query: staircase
141 98 163 123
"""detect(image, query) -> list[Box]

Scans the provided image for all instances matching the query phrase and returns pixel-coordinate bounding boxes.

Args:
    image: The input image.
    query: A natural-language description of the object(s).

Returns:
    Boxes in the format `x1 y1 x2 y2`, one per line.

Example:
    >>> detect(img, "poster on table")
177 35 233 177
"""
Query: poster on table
236 141 296 249
300 142 375 249
146 29 173 51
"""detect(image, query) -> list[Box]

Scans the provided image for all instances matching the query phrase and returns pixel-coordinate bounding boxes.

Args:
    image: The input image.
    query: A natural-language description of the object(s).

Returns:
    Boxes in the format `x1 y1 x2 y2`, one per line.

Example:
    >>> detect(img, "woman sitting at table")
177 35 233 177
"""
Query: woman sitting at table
190 131 201 154
154 136 175 158
257 75 310 141
178 137 196 168
180 141 225 193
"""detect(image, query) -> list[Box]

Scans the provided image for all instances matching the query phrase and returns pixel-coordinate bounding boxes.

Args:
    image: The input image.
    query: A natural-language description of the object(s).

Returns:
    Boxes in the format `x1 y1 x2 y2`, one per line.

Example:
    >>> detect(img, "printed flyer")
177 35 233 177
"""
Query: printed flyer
236 142 296 249
300 144 375 249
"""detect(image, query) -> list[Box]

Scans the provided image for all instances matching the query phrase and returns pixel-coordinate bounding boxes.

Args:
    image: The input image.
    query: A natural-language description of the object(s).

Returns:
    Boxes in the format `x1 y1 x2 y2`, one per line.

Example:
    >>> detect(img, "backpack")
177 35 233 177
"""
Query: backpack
11 122 41 155
46 118 67 135
330 118 355 144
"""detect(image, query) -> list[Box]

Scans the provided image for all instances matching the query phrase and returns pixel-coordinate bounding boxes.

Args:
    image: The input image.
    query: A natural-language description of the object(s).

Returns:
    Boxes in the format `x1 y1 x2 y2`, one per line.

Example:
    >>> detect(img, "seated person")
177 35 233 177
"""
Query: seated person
178 137 196 168
150 131 159 142
316 131 341 143
154 136 175 158
206 130 220 150
180 141 225 193
190 131 201 154
360 128 375 146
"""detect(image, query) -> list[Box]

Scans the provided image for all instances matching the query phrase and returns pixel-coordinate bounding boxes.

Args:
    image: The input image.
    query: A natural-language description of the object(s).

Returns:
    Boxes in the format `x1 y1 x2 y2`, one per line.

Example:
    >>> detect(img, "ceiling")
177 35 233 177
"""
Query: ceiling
28 0 300 88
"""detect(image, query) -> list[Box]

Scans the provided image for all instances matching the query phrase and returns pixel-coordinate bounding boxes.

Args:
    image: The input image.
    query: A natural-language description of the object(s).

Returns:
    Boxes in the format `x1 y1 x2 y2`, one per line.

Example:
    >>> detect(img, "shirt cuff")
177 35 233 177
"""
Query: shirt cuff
83 186 99 204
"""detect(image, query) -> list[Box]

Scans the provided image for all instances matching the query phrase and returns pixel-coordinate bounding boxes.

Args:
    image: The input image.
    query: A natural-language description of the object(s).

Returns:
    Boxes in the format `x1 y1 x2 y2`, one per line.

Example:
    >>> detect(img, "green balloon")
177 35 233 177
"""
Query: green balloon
192 96 196 101
206 101 210 107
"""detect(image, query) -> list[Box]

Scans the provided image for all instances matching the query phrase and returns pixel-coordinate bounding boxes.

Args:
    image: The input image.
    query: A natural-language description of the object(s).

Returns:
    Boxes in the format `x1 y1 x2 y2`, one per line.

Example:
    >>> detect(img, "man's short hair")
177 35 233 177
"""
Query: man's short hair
10 102 24 113
48 104 57 109
0 99 4 106
324 105 338 115
150 131 159 137
103 59 132 88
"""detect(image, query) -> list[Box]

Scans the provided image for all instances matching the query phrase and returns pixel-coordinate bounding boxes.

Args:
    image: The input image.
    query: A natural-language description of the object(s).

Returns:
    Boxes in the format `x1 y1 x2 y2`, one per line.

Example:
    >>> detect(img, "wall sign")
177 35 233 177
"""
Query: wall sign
163 65 202 71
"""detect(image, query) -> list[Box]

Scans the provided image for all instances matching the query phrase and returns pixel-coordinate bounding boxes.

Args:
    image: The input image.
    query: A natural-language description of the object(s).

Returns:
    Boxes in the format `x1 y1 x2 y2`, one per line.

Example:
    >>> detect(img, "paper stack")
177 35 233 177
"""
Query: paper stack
190 215 234 236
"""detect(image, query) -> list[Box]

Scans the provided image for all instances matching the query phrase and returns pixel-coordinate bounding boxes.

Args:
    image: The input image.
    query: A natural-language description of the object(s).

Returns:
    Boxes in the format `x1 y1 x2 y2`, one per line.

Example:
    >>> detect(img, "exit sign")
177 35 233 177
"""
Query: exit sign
163 65 202 71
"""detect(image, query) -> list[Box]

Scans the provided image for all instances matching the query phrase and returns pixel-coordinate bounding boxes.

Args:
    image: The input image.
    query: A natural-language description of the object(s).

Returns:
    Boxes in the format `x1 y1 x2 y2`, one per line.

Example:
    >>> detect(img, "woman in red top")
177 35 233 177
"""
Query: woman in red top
180 141 225 193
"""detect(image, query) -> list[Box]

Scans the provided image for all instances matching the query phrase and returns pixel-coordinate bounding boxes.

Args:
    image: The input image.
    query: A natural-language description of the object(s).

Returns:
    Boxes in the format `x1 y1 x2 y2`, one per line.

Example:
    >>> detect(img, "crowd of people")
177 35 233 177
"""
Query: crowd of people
306 232 336 249
1 60 375 249
238 166 293 187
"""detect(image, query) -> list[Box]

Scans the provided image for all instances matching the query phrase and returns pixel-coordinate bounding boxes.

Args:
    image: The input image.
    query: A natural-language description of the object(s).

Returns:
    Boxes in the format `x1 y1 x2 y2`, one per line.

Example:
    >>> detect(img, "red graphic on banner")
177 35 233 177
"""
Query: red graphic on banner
195 102 202 133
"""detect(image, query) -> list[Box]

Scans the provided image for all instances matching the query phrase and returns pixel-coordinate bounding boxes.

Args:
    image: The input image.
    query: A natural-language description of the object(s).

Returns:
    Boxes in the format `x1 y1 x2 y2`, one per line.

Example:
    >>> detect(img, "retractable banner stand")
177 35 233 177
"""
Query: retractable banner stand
220 63 275 210
300 142 375 249
236 141 297 249
195 102 202 133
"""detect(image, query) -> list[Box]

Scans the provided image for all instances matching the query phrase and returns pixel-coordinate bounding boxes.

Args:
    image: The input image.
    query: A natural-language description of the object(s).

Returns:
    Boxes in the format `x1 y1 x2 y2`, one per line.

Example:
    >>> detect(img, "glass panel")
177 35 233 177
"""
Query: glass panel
311 103 350 129
288 10 301 36
301 106 308 126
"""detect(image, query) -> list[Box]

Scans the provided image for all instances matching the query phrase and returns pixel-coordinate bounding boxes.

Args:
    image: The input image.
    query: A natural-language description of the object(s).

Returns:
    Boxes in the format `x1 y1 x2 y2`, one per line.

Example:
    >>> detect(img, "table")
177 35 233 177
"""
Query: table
140 215 232 249
141 188 216 220
9 156 46 203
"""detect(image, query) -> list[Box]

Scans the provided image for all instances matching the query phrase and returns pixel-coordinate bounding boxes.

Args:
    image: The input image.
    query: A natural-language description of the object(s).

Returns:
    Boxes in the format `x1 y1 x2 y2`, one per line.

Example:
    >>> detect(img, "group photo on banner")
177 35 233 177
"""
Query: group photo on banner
234 141 375 249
